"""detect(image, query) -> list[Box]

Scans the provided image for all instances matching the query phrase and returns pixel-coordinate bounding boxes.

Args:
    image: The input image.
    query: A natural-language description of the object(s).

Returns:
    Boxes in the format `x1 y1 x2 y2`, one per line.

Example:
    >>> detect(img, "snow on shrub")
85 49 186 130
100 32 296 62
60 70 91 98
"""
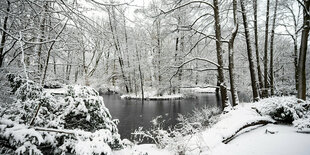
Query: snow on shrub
0 74 122 154
254 97 309 123
132 107 220 154
60 85 122 148
293 111 310 131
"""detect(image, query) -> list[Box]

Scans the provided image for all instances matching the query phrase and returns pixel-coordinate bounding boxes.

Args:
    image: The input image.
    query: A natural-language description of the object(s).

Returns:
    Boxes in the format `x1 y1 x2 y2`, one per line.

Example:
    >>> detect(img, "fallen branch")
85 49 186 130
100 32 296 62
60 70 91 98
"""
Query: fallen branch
34 127 75 135
222 119 275 144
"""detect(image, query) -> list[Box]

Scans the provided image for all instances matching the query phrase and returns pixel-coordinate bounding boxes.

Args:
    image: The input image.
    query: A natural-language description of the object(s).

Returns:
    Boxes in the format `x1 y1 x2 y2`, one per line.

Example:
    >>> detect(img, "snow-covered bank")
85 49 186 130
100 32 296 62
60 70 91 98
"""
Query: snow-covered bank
120 87 217 100
115 97 310 155
182 87 216 93
120 89 184 100
211 124 310 155
120 93 184 100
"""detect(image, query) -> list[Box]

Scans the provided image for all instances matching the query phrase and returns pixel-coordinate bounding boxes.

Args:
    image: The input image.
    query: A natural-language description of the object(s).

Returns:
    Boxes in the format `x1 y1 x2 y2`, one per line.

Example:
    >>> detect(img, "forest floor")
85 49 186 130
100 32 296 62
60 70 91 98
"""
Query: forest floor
114 97 310 155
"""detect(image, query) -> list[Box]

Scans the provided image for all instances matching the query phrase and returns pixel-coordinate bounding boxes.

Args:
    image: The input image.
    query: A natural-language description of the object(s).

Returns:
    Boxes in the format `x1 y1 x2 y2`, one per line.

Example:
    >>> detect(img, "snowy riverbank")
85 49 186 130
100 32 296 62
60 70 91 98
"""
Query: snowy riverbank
120 93 184 100
120 87 216 100
114 97 310 155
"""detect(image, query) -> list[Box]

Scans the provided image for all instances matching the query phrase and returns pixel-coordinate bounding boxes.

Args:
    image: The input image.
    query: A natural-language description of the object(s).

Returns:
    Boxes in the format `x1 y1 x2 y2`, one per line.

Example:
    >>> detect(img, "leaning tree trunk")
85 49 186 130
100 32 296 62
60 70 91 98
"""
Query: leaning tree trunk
240 0 259 101
269 0 278 96
213 0 230 109
297 0 310 100
253 0 264 95
263 0 270 98
228 0 239 106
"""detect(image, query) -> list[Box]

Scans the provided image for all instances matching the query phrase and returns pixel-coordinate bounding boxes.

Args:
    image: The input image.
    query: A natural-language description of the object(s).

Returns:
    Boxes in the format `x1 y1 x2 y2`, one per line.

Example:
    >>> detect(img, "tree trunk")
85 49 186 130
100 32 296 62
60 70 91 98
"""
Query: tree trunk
178 31 184 94
37 3 48 73
174 34 179 94
297 0 310 100
240 0 259 101
0 0 10 68
108 6 129 93
294 37 299 91
263 0 270 98
136 44 144 100
156 19 162 94
269 0 278 96
123 9 132 93
253 0 264 95
228 0 239 106
41 20 67 85
53 56 57 75
213 0 230 109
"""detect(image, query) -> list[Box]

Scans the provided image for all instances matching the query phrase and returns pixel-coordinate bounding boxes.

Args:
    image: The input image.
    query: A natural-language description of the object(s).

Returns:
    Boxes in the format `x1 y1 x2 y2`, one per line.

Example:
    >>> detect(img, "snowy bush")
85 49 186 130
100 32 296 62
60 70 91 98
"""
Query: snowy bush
6 73 26 93
60 85 122 148
254 97 310 123
293 111 310 131
0 74 122 154
132 107 220 154
179 106 220 128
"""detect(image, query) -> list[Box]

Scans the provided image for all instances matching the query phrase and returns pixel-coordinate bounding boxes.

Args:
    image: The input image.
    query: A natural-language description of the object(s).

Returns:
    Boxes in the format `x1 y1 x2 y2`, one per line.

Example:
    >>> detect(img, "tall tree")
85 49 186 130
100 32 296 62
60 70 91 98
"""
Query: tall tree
240 0 260 101
0 0 10 67
213 0 230 108
228 0 239 106
253 0 264 94
297 0 310 100
263 0 271 97
281 1 302 91
269 0 279 96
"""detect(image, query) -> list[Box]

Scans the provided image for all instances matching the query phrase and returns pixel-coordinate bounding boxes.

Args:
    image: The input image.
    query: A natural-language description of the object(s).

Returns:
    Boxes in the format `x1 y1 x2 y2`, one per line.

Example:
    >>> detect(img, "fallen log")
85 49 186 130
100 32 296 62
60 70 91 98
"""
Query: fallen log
222 120 275 144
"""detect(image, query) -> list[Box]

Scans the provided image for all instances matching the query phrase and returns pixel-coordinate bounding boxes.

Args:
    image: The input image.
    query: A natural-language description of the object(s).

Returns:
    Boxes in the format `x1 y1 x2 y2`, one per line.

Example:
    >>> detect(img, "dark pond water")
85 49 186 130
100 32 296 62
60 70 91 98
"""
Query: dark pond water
102 94 223 140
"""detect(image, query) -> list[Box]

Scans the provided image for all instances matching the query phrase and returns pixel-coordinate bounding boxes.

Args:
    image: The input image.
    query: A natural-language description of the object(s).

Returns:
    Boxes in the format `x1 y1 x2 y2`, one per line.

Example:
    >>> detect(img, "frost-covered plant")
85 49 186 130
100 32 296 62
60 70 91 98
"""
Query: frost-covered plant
254 97 310 123
293 111 310 131
133 116 171 149
60 85 122 148
1 75 122 154
6 73 26 93
180 106 221 128
132 106 220 154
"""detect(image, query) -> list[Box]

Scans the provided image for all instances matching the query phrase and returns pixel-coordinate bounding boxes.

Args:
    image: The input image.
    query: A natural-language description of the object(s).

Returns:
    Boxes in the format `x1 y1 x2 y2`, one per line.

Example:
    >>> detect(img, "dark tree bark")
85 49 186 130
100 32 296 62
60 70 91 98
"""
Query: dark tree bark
108 6 129 93
297 0 310 100
41 20 67 85
156 19 162 94
213 0 230 109
0 0 10 68
269 0 278 96
135 44 144 100
263 0 270 98
228 0 239 106
240 0 260 101
253 0 264 94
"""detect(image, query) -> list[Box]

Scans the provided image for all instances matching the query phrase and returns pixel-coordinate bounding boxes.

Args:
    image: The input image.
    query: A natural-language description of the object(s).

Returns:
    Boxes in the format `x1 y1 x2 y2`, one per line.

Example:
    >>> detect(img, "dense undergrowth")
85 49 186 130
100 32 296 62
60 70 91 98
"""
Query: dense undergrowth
0 73 122 155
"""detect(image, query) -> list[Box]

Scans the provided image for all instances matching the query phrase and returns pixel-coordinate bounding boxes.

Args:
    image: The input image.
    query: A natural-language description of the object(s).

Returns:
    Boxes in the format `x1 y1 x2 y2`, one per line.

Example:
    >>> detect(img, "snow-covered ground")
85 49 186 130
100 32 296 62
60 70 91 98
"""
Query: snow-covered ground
182 87 216 93
114 124 310 155
113 144 173 155
113 97 310 155
211 124 310 155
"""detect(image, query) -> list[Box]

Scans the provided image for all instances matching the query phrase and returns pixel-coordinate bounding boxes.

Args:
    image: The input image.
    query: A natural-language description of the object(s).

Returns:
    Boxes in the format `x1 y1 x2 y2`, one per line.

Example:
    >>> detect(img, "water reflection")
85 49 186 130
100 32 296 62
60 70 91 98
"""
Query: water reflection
102 94 221 140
